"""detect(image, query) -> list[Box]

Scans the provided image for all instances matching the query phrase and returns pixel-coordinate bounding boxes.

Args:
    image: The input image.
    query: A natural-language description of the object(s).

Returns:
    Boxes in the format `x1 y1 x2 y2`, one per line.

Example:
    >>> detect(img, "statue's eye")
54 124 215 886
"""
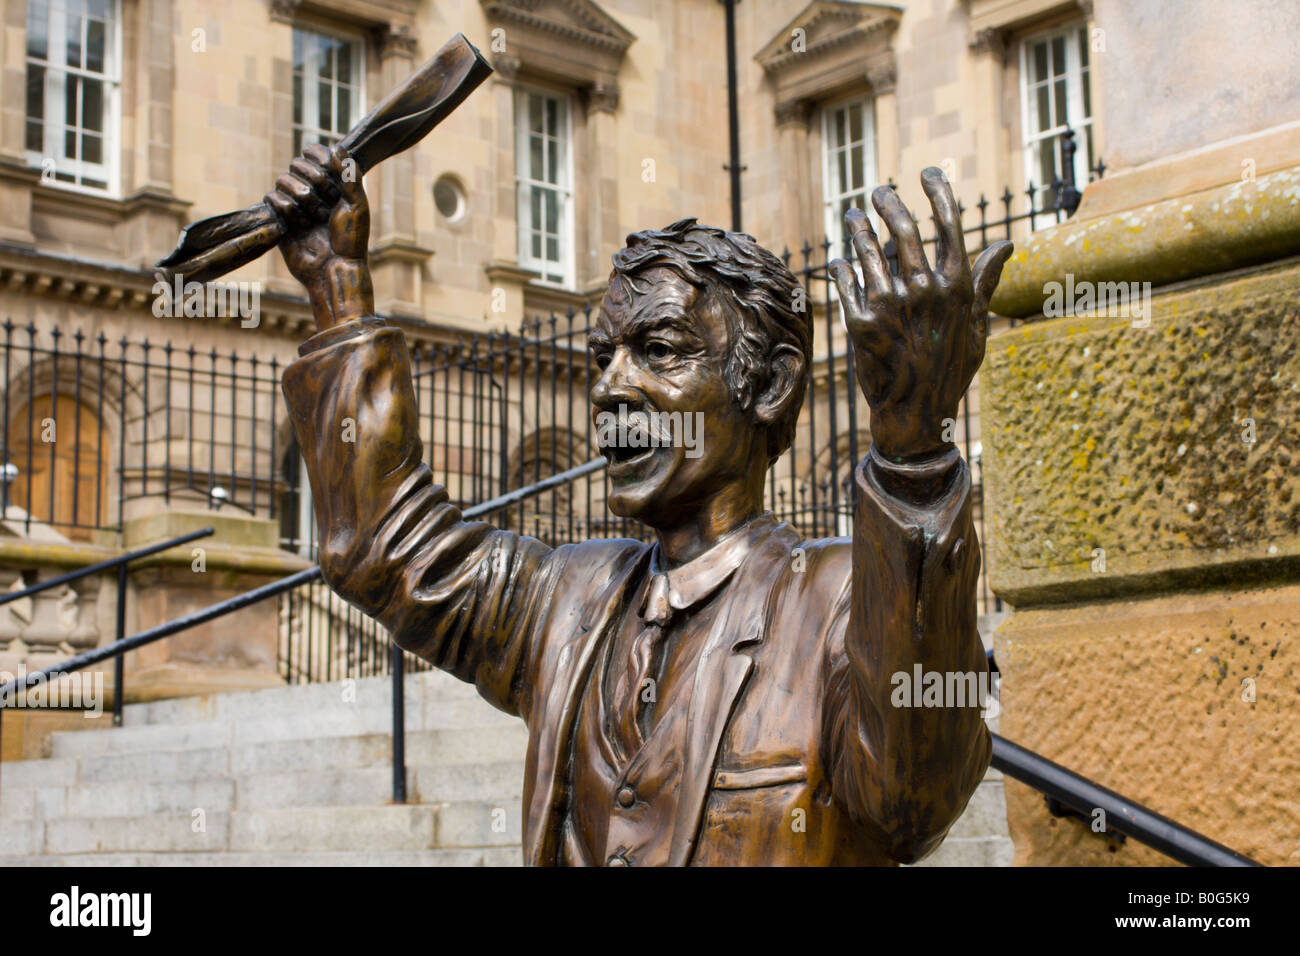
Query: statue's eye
646 340 674 362
591 348 611 370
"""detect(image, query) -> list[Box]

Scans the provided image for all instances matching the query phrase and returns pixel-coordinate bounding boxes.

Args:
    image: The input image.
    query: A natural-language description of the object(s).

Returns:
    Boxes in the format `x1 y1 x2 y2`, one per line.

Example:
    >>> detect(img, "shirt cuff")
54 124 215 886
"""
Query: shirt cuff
297 316 388 357
865 443 962 506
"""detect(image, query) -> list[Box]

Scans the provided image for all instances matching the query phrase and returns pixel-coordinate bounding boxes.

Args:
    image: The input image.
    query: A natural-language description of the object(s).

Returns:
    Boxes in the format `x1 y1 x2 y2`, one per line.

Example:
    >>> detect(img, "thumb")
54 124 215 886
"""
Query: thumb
330 146 366 211
971 240 1014 320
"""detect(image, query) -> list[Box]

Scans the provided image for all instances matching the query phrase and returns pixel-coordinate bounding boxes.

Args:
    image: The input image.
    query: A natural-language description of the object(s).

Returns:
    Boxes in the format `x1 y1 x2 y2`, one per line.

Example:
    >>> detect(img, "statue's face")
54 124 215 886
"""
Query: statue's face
590 266 762 525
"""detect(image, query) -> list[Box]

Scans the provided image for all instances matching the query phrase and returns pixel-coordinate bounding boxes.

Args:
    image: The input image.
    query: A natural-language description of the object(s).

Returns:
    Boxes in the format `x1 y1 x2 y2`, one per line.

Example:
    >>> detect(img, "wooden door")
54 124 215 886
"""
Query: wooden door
7 395 109 540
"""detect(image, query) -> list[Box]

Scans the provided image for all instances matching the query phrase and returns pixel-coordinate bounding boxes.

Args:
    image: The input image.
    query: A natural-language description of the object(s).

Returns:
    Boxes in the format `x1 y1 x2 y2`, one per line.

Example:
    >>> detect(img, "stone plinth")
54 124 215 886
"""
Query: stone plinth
982 253 1300 867
117 511 310 702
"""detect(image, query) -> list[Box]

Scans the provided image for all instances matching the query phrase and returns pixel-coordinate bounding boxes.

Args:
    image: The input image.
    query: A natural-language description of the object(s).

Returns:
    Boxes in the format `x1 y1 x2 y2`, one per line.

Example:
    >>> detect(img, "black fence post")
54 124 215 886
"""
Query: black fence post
1057 128 1083 217
113 561 127 727
391 641 406 804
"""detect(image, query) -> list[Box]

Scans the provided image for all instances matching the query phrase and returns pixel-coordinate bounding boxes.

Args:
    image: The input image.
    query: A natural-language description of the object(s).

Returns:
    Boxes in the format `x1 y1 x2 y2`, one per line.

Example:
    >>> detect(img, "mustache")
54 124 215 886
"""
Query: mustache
594 405 673 449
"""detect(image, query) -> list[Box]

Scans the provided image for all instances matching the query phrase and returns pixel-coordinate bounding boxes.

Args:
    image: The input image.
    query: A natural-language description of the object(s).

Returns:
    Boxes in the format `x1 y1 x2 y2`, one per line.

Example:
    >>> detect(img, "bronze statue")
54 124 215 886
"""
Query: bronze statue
179 39 1014 864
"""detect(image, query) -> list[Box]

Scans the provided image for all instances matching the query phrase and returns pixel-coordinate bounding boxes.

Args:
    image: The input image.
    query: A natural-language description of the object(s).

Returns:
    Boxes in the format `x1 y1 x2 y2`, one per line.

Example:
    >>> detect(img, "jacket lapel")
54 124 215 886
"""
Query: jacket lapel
523 546 651 866
667 523 798 866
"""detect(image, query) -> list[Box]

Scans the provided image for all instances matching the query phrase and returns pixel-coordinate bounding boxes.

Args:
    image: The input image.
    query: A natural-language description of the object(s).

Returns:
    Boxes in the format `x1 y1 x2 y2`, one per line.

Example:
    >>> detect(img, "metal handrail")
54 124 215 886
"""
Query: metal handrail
0 526 215 607
991 736 1258 866
0 526 215 728
0 469 1263 866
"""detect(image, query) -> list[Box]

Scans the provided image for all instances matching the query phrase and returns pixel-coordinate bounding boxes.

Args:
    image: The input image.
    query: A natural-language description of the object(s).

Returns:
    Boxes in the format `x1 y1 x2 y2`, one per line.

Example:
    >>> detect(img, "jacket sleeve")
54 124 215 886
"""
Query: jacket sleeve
280 317 561 719
822 444 993 864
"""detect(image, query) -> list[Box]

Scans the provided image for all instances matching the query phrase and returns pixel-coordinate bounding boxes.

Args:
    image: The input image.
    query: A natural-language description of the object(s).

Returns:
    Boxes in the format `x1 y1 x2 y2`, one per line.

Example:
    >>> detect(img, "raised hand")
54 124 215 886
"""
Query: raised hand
828 168 1013 464
264 143 374 332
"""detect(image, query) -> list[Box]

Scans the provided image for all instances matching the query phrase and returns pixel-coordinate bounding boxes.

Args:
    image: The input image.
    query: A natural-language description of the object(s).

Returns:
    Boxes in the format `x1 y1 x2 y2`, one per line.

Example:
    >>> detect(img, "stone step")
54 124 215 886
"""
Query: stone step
410 761 524 804
4 725 528 801
29 801 521 856
231 761 525 810
0 755 80 790
0 847 521 866
0 819 40 855
947 780 1010 840
50 699 520 759
911 836 1016 867
55 777 236 820
2 759 527 823
51 719 234 758
124 669 482 725
228 806 443 853
79 747 232 786
232 725 529 776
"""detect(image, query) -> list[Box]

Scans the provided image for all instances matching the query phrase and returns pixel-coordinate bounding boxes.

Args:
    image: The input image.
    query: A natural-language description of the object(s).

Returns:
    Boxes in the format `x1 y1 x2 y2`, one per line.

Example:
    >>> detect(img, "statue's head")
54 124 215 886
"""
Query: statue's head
590 219 811 527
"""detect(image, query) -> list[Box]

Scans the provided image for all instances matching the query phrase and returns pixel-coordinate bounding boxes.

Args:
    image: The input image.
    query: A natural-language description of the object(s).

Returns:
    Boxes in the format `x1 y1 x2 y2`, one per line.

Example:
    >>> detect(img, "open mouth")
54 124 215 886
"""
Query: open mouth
604 442 658 477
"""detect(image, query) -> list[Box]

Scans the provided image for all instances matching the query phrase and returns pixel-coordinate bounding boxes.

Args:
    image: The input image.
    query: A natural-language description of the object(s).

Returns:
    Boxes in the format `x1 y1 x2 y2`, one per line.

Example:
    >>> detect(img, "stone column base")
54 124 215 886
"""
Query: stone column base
997 583 1300 867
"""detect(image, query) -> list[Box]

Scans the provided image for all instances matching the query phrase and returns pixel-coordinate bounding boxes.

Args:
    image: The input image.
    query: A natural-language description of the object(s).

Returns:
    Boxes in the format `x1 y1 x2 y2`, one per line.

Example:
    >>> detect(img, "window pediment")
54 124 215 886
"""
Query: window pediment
270 0 419 28
479 0 634 91
967 0 1086 34
755 1 901 113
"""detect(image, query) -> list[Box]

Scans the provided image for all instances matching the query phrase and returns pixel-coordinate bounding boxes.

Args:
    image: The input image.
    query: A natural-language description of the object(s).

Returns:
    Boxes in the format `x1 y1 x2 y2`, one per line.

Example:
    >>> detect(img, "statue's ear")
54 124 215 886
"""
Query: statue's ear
753 343 805 427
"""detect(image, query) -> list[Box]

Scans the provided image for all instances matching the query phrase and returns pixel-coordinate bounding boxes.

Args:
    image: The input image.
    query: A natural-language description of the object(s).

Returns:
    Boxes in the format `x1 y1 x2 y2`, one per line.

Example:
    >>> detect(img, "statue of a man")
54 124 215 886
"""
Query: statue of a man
272 143 1012 866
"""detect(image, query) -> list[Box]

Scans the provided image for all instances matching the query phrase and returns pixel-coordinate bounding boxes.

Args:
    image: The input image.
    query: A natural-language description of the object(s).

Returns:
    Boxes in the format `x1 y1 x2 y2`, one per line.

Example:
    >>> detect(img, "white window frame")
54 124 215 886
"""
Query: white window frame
295 457 318 560
821 96 878 257
1018 22 1093 213
25 0 122 195
292 24 366 157
515 87 575 289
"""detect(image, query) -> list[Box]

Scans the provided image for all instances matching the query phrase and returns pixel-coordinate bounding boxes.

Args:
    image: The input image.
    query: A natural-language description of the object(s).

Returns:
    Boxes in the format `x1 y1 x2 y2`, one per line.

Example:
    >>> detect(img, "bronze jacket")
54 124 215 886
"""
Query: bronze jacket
282 317 992 866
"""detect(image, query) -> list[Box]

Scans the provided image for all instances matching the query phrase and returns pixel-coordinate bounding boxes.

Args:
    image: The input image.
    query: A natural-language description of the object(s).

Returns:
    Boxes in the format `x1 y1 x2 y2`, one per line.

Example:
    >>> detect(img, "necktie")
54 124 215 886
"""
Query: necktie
616 574 673 748
618 622 665 747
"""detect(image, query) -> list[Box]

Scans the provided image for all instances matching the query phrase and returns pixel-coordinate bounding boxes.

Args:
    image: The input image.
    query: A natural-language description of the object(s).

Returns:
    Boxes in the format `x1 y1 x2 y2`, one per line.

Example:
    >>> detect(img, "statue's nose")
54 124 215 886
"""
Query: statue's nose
591 348 640 411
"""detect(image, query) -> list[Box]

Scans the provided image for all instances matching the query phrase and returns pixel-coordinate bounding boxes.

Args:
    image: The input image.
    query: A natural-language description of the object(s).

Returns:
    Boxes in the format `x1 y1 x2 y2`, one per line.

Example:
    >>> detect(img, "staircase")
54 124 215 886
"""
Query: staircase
0 670 1011 866
0 670 526 865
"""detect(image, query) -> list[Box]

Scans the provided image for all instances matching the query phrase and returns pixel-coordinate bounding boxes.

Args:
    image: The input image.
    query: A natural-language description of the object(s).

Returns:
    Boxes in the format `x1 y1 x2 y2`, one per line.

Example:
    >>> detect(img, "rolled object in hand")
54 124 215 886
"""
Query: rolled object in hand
156 32 492 285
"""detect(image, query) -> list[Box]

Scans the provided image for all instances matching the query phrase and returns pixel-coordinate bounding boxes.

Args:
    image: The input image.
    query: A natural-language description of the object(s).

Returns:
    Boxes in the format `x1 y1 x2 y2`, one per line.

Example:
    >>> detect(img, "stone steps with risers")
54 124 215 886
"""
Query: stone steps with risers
0 668 1011 866
1 670 529 866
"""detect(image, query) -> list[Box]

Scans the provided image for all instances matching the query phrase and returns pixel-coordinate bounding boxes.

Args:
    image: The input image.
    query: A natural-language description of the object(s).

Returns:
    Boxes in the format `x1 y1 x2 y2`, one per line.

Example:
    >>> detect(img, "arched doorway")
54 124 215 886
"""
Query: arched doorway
6 394 110 541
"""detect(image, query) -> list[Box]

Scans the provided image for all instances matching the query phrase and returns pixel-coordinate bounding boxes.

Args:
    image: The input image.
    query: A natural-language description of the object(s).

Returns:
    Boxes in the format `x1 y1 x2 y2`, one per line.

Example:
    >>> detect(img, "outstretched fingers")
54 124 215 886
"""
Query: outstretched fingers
829 257 890 357
844 206 892 300
827 257 864 316
921 167 968 280
872 184 928 281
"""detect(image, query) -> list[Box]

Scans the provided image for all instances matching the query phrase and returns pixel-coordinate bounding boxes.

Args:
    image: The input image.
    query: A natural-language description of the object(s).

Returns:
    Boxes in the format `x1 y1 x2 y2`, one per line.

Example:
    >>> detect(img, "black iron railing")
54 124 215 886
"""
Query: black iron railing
0 525 214 726
0 320 285 537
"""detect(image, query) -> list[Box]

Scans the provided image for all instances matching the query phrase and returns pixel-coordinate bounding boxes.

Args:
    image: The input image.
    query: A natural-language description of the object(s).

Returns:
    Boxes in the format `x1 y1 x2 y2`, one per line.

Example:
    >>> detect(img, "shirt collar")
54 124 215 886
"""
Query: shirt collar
639 513 777 627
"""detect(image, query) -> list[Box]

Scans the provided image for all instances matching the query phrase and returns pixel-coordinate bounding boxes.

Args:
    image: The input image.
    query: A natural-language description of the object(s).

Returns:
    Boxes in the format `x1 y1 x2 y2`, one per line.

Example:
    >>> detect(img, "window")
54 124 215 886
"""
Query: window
1019 23 1094 211
25 0 121 193
821 99 877 256
515 89 574 287
279 441 318 559
292 27 364 157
